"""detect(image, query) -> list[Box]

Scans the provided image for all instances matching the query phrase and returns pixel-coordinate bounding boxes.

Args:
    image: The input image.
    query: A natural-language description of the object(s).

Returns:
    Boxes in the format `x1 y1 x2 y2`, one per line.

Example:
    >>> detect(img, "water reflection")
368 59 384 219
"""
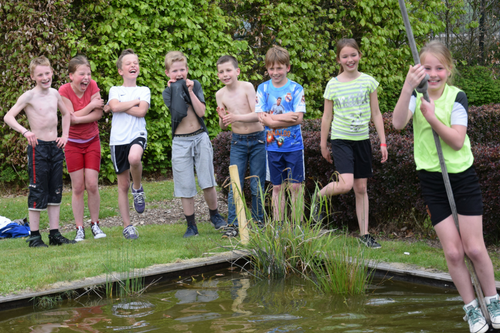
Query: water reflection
0 270 471 332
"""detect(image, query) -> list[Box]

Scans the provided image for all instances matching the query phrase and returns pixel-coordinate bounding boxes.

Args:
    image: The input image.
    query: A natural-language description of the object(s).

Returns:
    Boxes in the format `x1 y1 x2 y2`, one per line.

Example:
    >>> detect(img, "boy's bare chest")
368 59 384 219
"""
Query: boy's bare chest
27 95 58 119
222 91 249 113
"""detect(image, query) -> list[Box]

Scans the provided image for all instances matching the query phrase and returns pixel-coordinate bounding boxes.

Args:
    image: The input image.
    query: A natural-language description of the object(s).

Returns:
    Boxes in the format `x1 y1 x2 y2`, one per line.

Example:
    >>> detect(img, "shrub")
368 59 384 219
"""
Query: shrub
455 66 500 107
213 106 500 243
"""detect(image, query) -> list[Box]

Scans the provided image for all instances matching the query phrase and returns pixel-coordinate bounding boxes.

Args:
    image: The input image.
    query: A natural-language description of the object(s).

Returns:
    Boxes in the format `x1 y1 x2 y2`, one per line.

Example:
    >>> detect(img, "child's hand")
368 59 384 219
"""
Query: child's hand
216 106 227 118
103 105 111 113
321 145 333 164
222 114 237 126
56 135 68 149
70 113 80 125
420 97 436 123
404 64 426 91
24 131 38 147
90 97 104 110
167 79 177 88
280 113 299 122
186 79 194 92
380 146 388 163
259 113 271 126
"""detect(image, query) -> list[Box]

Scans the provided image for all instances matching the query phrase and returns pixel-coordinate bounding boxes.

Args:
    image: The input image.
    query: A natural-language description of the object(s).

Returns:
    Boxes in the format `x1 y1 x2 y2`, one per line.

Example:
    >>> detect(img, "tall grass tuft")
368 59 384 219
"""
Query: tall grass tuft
241 183 373 295
104 241 146 298
307 237 373 295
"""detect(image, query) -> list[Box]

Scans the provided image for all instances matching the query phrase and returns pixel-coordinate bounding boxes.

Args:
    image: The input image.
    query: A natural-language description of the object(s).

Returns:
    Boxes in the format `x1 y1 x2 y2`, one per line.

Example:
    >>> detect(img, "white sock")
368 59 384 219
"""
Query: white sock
465 299 479 308
485 294 499 305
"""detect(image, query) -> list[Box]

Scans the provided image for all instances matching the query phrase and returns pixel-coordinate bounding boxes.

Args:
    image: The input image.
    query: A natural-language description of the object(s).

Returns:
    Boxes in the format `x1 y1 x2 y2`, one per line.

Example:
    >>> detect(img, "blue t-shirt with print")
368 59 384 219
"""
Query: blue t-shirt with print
255 79 306 152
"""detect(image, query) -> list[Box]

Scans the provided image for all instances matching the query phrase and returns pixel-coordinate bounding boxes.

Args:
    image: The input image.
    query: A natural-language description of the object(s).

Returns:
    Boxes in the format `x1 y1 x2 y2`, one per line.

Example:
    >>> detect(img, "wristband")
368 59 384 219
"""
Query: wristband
380 143 387 147
22 130 29 137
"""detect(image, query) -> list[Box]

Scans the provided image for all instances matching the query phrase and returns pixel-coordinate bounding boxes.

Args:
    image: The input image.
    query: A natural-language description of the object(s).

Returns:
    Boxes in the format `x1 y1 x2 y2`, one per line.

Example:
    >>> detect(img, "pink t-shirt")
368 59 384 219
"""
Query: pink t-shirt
59 80 100 140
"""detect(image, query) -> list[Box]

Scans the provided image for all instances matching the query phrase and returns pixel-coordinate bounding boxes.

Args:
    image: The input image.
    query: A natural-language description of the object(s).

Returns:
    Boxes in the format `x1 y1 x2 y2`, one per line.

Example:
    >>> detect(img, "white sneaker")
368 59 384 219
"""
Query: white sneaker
486 294 500 329
463 299 489 333
74 227 85 242
91 222 106 239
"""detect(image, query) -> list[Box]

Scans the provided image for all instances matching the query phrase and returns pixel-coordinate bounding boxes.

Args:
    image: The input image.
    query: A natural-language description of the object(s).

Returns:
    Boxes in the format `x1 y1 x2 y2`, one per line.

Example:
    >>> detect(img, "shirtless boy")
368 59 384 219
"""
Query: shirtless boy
216 55 266 238
3 56 75 247
162 51 227 238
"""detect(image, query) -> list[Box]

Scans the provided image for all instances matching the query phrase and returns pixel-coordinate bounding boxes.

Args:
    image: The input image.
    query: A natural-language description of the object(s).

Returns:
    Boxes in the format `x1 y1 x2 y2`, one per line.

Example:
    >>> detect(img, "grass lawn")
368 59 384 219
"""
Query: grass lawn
1 179 499 295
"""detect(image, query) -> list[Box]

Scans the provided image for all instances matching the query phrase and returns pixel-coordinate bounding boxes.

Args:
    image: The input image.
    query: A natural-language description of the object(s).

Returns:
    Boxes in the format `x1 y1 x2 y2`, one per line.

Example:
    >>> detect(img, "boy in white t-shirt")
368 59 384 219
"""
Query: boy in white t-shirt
106 49 150 240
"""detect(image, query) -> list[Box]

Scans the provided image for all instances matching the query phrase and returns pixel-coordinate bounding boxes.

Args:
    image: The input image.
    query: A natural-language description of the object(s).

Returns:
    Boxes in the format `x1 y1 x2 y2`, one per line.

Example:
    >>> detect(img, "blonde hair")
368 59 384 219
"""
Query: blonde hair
265 45 290 68
419 40 456 85
165 51 187 71
116 49 138 70
335 38 362 75
68 55 90 74
29 56 51 75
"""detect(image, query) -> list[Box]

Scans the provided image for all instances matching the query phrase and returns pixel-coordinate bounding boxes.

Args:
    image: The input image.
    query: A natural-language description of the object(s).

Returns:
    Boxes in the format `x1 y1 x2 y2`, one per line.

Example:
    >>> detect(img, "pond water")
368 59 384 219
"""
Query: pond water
0 268 473 332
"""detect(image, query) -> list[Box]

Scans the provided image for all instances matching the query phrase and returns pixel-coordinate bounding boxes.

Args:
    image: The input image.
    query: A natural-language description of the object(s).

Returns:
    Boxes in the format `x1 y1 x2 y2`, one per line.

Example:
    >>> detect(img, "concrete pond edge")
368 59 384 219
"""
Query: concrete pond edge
1 250 499 311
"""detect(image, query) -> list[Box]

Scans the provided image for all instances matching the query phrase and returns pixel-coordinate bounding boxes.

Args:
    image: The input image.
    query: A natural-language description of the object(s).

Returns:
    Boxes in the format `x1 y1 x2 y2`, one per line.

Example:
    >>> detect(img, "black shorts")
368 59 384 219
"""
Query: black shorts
418 166 483 226
110 137 147 174
331 139 373 178
27 140 64 210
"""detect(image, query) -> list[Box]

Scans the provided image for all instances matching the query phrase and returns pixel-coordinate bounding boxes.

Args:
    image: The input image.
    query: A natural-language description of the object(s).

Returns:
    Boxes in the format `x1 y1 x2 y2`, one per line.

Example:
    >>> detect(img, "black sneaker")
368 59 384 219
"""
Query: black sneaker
49 232 77 245
359 234 381 249
210 213 227 230
183 224 199 238
26 235 48 248
222 225 239 238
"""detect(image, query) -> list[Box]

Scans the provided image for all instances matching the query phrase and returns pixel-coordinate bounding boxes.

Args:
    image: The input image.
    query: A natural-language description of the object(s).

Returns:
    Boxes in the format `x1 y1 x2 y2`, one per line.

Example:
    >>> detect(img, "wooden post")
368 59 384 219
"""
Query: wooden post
229 165 249 245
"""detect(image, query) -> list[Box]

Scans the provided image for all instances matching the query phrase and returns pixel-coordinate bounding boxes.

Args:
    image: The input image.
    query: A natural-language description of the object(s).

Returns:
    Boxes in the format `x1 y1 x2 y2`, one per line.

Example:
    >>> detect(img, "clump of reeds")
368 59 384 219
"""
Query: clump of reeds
239 182 373 295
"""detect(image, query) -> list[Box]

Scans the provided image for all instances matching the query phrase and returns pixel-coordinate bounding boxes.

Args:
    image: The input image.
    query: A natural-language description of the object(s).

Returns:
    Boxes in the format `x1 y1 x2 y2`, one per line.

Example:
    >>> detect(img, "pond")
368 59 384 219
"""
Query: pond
0 268 472 332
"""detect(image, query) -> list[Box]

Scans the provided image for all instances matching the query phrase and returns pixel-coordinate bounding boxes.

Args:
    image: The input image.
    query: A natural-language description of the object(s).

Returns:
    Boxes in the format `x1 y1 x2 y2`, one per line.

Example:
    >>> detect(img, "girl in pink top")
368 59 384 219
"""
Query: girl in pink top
59 55 106 241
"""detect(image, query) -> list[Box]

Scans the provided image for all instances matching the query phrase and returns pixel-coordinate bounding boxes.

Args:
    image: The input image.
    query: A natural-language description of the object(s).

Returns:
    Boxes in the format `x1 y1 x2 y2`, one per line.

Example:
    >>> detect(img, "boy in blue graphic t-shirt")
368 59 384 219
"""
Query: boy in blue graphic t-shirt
256 45 306 223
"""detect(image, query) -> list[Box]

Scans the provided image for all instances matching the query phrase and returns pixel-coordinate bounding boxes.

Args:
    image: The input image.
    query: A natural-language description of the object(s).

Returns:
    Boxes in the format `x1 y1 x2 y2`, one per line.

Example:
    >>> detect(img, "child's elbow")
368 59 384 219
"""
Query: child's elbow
392 119 404 130
452 142 464 151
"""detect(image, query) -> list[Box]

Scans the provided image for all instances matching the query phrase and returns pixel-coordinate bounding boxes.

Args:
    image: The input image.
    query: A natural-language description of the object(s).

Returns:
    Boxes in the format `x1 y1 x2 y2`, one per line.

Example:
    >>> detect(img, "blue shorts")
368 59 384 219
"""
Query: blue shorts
267 150 304 185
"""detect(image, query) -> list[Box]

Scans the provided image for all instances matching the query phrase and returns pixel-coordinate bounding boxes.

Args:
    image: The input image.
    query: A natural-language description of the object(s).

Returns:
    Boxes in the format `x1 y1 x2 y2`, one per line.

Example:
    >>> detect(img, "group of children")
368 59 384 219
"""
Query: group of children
3 39 500 332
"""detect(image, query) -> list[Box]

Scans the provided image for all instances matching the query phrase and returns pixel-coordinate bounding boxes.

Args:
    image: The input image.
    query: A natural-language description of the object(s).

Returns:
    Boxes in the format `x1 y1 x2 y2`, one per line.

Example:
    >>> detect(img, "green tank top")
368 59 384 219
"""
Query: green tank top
413 85 473 173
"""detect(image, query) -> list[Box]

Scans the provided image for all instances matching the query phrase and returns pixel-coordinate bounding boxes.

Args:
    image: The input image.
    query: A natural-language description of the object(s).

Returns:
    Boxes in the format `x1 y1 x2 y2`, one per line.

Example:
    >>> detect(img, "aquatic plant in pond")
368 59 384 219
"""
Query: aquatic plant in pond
104 242 147 298
239 185 373 295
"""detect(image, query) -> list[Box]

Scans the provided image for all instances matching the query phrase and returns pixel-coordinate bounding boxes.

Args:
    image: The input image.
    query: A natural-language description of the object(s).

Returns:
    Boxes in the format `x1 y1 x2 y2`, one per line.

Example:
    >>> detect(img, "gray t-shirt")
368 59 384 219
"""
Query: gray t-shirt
162 79 207 136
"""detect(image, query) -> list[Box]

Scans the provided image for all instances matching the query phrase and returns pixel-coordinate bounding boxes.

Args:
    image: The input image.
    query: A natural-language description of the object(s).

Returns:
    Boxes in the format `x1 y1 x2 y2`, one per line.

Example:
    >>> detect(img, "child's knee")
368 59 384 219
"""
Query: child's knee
444 248 464 264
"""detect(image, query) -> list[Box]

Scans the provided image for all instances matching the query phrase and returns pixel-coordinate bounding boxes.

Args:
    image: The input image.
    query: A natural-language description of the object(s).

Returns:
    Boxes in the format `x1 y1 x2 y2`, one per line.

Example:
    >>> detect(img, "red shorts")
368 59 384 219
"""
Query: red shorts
65 136 101 173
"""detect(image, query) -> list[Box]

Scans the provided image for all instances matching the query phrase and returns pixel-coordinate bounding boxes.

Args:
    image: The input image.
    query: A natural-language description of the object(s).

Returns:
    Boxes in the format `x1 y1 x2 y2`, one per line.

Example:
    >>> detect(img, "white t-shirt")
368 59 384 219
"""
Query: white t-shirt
108 86 150 145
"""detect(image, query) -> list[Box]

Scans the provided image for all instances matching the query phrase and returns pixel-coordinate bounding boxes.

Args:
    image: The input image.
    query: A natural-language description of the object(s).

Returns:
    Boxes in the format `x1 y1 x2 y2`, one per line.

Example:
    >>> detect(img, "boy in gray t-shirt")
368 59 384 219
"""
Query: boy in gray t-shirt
162 50 227 238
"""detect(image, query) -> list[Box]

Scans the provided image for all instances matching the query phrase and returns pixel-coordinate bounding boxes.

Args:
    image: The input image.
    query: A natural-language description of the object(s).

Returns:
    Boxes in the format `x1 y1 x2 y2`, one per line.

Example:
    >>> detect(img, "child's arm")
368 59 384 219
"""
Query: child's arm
215 90 229 130
393 64 425 129
3 92 39 147
420 98 467 151
57 93 71 148
320 99 333 163
259 112 303 129
370 90 388 163
63 93 103 125
108 99 141 113
186 79 206 117
123 101 149 118
220 84 260 126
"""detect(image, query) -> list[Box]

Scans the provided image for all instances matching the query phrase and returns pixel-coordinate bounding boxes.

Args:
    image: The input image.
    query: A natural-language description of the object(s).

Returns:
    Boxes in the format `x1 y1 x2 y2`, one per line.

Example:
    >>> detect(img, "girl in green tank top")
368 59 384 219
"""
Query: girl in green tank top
393 40 499 333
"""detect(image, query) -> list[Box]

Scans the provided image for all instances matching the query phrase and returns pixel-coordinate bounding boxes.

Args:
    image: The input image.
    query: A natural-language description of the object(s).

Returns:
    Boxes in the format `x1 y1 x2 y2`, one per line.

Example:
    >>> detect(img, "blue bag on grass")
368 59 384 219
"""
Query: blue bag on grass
0 216 30 238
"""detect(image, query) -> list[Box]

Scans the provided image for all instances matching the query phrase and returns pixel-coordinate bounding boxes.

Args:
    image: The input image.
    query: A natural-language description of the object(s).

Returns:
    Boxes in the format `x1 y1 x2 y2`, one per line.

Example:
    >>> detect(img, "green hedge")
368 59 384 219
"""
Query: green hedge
455 66 500 107
0 0 464 186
